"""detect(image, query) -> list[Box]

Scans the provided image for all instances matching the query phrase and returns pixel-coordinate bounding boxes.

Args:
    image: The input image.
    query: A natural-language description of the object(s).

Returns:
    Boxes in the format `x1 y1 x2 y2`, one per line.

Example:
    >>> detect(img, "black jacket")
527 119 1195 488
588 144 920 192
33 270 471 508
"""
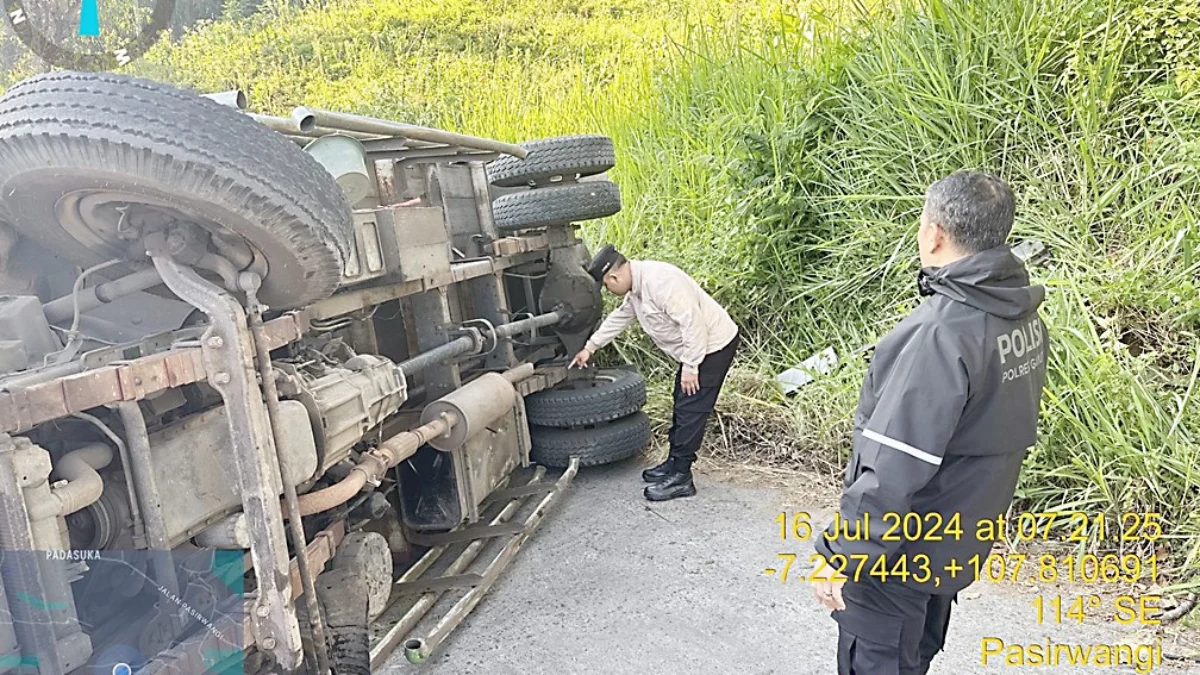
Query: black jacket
814 245 1048 594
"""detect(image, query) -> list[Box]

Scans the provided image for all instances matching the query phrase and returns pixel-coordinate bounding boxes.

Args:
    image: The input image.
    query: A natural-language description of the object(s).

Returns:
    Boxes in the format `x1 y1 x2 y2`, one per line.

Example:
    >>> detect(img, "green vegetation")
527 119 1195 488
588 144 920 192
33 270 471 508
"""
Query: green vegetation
6 0 1198 584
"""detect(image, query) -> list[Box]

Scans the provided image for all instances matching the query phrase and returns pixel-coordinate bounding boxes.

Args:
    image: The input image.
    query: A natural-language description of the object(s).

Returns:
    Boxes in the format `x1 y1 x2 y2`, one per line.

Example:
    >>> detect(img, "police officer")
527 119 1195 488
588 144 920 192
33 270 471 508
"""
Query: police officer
571 245 740 501
810 171 1049 674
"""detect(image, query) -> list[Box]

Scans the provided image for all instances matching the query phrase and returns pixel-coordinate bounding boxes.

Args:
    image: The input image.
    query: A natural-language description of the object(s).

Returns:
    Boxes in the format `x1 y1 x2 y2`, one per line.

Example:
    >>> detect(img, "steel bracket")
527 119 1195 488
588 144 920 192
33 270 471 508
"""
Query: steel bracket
444 325 483 361
146 236 303 671
461 318 498 358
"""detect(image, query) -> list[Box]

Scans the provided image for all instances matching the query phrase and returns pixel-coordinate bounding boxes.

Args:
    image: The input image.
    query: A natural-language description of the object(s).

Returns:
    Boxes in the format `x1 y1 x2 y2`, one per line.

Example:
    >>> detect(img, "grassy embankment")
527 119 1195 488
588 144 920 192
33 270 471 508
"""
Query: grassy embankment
130 0 1200 590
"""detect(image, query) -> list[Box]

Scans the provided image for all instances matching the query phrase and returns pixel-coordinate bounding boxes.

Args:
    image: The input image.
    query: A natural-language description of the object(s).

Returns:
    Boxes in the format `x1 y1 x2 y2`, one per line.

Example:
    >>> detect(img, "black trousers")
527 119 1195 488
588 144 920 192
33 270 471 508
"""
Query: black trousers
834 574 956 675
667 331 740 469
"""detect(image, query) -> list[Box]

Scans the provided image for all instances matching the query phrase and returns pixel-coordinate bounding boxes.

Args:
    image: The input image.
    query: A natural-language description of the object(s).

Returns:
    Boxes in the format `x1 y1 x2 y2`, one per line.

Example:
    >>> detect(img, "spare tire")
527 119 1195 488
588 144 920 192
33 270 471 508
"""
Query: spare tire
486 135 615 188
529 412 652 469
492 181 621 232
0 71 353 309
525 369 646 428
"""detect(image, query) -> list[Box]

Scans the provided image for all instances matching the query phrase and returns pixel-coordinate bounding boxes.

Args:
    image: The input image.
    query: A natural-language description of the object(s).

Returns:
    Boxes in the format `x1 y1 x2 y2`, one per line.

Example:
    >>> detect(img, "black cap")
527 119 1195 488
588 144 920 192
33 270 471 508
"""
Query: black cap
586 244 625 282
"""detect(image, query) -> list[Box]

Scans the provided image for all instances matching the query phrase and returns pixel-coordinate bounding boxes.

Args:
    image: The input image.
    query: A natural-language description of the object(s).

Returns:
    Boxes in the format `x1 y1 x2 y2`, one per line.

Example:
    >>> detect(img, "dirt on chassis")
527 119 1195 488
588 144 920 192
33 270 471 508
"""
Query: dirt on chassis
0 71 651 675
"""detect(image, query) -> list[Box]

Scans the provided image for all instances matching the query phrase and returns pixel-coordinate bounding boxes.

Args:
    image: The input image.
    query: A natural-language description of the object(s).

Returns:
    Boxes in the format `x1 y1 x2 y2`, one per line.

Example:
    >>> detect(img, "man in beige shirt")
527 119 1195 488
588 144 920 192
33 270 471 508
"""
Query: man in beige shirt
571 244 740 501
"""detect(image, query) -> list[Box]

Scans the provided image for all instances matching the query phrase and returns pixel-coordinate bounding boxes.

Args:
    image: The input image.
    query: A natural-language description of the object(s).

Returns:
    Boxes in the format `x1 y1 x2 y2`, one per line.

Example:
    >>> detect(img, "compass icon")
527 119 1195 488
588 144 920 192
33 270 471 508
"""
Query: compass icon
79 0 99 36
3 0 175 70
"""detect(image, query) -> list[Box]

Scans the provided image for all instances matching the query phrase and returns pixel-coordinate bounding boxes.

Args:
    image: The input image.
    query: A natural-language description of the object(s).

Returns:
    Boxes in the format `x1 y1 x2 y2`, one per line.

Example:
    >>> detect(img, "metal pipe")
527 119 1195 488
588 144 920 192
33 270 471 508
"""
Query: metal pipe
0 441 65 675
209 233 256 271
370 466 547 668
294 412 455 516
42 267 162 324
0 361 85 390
246 112 381 140
116 401 182 608
296 470 367 517
501 362 535 384
26 442 113 521
246 284 329 675
291 107 529 159
72 411 145 547
397 311 563 376
43 259 123 365
201 90 248 109
404 457 579 663
196 253 241 292
495 310 563 338
396 335 476 376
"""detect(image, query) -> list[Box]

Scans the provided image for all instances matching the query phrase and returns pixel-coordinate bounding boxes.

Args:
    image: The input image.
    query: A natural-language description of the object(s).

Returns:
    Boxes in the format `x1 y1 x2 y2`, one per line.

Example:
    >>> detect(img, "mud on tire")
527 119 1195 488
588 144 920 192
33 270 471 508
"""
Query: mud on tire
0 71 353 309
296 568 370 675
529 412 652 469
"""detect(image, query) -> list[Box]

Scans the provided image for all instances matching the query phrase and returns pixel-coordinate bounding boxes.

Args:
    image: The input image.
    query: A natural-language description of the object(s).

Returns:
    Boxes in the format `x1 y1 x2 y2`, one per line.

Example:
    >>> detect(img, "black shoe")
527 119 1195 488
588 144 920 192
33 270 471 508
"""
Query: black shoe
644 470 696 501
642 458 675 483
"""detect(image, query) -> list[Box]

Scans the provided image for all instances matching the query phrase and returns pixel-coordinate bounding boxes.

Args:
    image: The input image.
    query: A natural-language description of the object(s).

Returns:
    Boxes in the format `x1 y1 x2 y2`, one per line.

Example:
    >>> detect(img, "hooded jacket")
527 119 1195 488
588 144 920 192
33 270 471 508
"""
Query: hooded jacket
814 244 1048 594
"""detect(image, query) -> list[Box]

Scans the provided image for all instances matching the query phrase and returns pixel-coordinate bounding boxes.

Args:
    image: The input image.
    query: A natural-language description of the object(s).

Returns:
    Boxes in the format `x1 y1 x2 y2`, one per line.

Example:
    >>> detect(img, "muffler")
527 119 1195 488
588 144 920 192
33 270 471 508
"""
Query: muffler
419 364 532 452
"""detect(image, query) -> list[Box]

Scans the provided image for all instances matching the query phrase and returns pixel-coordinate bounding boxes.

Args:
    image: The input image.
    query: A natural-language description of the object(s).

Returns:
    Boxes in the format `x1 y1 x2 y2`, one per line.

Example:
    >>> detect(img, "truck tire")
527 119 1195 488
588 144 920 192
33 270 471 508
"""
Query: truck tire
296 569 370 675
492 181 621 232
529 411 651 469
0 71 353 309
330 532 392 622
486 135 615 188
525 369 646 428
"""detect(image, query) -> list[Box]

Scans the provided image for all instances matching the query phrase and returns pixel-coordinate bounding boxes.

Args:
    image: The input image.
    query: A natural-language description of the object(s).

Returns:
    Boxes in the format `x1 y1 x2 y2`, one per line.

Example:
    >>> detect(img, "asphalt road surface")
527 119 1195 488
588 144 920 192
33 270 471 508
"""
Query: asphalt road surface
381 459 1181 675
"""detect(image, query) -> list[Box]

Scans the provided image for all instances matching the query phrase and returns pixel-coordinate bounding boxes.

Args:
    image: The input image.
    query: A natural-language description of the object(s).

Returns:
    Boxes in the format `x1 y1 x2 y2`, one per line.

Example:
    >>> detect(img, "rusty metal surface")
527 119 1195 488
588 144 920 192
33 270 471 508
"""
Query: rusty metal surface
249 285 330 675
0 436 66 675
308 251 546 321
150 251 303 671
406 521 526 546
288 520 345 606
0 312 305 434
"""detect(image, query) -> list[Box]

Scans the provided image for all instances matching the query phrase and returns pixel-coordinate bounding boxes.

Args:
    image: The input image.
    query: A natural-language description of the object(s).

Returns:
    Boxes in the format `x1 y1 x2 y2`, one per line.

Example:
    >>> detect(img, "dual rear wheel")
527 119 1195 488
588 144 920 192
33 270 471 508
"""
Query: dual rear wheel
486 135 622 233
525 369 652 468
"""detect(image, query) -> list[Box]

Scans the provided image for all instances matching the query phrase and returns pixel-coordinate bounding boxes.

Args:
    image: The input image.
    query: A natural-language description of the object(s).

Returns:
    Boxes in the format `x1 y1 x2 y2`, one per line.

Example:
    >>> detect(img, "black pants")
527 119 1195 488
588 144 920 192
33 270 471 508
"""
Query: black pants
834 574 956 675
667 332 739 469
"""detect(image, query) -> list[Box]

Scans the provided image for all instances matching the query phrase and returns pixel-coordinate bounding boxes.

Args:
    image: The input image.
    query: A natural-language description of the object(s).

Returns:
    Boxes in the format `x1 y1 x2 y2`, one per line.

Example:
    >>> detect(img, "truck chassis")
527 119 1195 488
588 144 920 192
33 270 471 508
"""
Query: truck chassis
0 71 644 674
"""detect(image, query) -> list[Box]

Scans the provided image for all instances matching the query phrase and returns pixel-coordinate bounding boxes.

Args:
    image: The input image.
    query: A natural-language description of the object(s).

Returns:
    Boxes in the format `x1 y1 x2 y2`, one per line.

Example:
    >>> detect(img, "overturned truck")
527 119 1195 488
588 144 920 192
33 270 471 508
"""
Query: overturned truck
0 71 651 674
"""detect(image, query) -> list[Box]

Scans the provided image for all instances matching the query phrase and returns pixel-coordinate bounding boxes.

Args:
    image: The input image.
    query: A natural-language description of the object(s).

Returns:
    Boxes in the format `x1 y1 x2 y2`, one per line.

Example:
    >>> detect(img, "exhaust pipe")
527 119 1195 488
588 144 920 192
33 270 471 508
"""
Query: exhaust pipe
292 363 532 516
293 412 457 517
291 106 529 158
201 90 247 110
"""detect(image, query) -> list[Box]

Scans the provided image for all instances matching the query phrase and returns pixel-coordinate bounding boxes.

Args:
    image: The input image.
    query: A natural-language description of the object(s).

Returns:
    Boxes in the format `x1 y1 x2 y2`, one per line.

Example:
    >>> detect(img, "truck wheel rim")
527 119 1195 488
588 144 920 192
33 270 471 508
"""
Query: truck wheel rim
560 374 617 390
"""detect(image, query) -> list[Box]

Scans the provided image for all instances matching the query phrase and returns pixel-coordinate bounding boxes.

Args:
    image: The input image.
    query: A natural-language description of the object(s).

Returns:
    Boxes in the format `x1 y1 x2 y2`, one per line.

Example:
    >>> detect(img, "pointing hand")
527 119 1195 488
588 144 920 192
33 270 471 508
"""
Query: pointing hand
569 349 591 369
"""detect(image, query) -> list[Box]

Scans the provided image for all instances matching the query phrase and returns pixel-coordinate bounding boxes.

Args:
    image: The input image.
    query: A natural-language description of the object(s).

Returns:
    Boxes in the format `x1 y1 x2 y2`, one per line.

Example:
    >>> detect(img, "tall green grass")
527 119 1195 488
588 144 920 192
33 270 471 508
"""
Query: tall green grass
131 0 1200 583
602 0 1200 585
